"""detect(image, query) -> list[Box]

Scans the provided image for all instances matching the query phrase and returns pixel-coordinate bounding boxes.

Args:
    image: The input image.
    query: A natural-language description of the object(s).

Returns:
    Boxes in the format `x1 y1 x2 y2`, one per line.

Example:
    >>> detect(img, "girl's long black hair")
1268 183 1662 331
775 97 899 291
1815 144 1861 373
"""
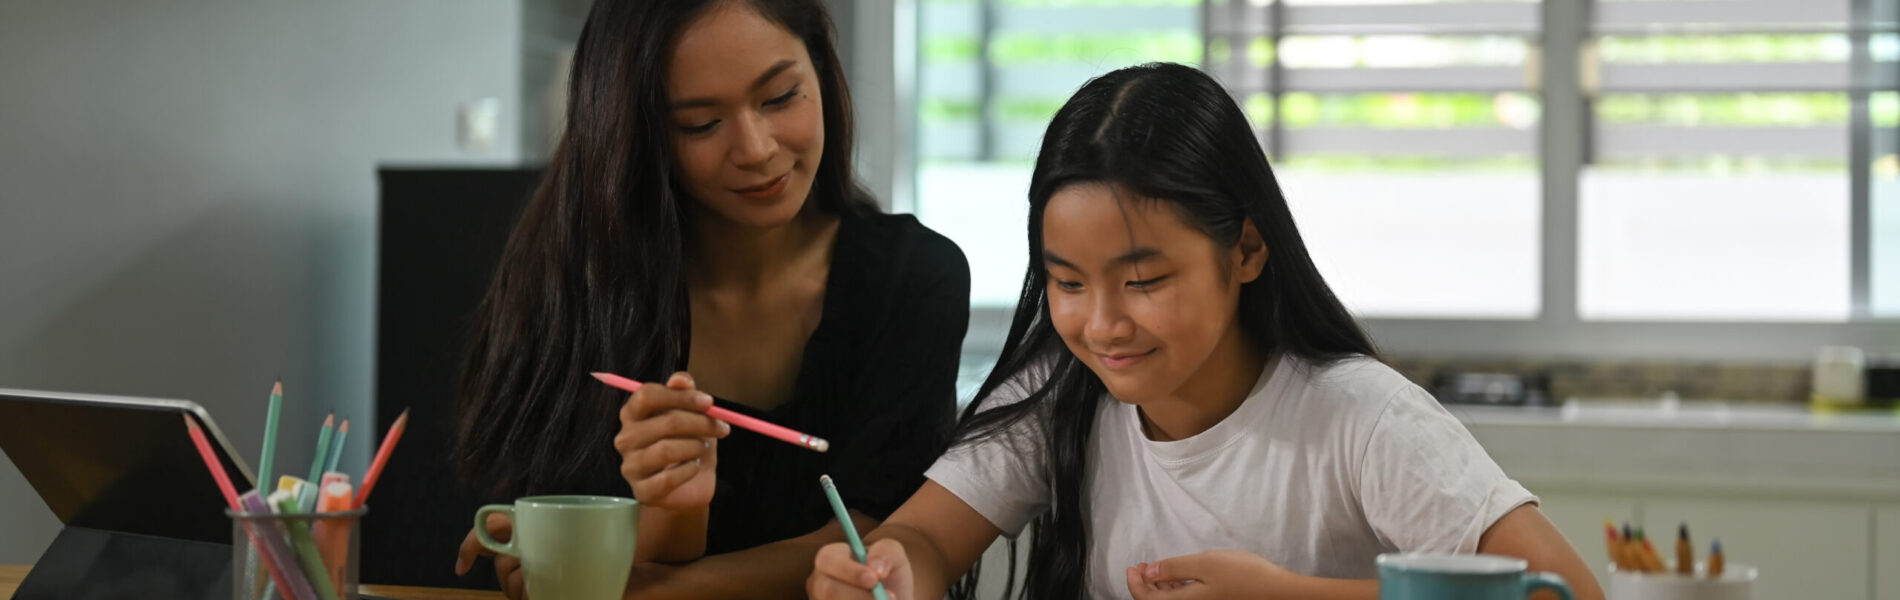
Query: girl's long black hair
452 0 873 499
950 62 1378 599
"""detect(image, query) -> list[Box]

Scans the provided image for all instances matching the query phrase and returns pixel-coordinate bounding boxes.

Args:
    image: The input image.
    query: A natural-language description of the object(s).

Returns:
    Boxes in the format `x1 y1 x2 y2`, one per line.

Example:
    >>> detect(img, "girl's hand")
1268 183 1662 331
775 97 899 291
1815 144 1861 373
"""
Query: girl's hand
1126 549 1288 600
613 371 730 511
808 538 914 600
454 512 526 599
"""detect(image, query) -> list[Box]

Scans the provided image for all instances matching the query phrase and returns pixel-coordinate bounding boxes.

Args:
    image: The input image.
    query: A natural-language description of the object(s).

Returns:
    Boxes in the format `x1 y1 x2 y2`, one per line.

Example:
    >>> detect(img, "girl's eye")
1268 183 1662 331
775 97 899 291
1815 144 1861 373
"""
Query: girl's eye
1128 275 1169 289
1054 280 1082 291
680 121 718 135
765 87 799 106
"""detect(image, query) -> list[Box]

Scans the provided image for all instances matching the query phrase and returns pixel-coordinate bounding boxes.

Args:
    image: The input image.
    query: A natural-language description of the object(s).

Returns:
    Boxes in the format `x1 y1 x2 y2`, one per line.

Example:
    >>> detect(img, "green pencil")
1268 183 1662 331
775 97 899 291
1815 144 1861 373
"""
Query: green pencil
305 413 334 501
819 475 888 600
259 381 283 489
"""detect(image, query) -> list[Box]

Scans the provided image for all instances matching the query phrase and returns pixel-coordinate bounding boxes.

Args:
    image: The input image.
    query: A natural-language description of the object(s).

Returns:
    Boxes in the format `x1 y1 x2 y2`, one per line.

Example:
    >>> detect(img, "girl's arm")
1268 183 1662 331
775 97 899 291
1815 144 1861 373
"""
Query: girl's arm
1476 504 1606 600
1131 505 1602 600
808 480 1005 599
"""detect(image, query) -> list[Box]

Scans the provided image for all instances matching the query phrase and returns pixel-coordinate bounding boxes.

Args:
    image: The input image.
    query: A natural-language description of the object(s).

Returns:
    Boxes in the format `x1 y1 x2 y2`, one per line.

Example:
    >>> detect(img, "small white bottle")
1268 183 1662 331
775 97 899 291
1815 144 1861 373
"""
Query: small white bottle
1811 346 1866 407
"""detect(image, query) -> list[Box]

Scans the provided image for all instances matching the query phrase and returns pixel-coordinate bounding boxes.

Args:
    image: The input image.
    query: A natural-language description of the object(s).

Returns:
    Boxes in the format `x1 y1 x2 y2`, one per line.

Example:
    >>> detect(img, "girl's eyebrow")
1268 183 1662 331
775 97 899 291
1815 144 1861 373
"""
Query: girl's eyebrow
1042 247 1162 269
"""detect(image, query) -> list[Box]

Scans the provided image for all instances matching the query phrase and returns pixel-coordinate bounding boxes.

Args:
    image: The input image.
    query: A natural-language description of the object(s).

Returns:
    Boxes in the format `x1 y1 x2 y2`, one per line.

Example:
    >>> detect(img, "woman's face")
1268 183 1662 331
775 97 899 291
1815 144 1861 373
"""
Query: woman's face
667 2 825 229
1041 184 1265 405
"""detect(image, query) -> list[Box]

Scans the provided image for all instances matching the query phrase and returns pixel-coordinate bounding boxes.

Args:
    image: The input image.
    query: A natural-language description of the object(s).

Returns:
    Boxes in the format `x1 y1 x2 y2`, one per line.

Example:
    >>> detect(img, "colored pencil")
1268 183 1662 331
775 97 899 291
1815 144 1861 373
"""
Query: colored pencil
260 381 283 492
306 414 334 491
1708 539 1724 577
183 415 241 509
820 475 888 600
591 372 830 452
1676 523 1693 574
354 408 408 508
325 419 349 475
1603 520 1630 570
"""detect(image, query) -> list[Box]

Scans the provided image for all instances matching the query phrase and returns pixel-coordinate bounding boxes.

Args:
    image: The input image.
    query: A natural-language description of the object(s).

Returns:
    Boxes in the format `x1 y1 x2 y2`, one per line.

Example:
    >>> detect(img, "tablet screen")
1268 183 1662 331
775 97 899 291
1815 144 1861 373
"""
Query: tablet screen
0 390 256 544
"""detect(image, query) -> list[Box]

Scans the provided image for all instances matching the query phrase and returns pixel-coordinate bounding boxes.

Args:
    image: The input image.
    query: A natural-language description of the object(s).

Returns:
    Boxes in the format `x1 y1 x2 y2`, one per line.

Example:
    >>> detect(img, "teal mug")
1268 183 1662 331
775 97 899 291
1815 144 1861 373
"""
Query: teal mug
1378 553 1573 600
475 495 639 600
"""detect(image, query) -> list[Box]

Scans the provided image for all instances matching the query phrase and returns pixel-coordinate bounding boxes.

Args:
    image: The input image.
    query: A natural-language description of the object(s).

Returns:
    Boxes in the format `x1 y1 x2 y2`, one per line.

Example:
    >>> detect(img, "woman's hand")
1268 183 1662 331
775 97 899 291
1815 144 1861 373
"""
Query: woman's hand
454 512 526 599
807 539 914 600
1126 549 1289 600
614 372 730 510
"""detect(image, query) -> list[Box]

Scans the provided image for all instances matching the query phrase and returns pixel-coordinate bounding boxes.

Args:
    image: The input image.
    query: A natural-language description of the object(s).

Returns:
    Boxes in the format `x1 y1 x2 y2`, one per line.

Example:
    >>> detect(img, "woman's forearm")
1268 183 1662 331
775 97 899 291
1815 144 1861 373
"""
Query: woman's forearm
634 505 709 563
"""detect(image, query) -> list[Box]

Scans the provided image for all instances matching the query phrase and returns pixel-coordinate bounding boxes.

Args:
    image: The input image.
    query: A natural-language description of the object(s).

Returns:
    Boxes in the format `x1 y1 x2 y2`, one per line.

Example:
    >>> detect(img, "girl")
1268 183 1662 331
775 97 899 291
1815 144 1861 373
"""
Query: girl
808 62 1601 600
451 1 969 597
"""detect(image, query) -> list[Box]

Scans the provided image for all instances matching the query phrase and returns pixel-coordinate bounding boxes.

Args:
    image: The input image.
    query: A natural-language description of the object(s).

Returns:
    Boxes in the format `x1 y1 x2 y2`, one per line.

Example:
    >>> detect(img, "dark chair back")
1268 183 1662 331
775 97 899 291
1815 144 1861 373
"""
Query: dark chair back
366 167 540 588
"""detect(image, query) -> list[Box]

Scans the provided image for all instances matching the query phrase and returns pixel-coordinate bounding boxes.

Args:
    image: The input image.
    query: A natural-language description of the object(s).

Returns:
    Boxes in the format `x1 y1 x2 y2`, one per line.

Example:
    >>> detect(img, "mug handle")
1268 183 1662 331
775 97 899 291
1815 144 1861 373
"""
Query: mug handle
474 505 519 558
1521 572 1573 600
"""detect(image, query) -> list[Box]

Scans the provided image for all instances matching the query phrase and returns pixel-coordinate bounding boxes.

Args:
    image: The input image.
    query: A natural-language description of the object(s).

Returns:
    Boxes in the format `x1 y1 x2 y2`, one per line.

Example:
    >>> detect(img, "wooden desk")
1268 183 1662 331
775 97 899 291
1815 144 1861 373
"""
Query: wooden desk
0 564 504 600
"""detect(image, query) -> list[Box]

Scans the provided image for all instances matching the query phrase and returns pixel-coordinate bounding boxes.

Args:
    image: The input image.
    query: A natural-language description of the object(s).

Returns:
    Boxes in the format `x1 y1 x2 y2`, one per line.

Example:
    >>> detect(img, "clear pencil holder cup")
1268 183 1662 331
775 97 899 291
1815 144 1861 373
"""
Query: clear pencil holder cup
228 507 366 600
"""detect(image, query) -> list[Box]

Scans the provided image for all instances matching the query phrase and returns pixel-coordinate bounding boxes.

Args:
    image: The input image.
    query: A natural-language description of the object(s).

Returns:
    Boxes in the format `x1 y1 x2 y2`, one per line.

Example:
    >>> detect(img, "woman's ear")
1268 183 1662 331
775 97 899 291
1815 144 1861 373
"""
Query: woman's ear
1234 219 1268 284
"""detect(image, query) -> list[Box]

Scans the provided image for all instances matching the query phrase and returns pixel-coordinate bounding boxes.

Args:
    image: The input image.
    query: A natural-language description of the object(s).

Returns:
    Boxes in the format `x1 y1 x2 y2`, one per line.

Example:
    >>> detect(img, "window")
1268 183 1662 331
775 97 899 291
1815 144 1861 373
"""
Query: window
1207 0 1544 319
908 0 1899 349
915 0 1201 306
1576 1 1893 321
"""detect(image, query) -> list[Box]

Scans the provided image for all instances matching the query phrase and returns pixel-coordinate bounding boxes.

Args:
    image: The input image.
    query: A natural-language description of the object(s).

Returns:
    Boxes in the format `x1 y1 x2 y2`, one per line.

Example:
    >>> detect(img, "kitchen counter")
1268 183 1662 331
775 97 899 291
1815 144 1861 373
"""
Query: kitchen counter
1452 399 1900 500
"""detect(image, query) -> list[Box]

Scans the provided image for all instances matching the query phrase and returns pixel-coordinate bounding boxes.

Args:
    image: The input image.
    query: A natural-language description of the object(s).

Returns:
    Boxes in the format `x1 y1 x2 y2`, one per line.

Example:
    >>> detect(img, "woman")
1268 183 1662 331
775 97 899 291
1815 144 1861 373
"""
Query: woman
451 0 969 597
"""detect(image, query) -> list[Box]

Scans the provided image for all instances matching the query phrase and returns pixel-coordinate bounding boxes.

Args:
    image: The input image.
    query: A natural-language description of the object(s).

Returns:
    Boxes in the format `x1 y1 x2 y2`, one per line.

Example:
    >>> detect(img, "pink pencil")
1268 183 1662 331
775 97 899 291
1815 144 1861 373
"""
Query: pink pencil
591 372 829 452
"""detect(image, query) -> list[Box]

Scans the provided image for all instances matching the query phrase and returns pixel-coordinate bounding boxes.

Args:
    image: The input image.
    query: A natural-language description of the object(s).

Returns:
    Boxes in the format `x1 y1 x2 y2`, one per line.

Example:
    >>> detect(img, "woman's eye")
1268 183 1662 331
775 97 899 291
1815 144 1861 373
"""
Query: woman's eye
1128 276 1168 289
1054 280 1082 291
680 121 718 135
765 87 799 106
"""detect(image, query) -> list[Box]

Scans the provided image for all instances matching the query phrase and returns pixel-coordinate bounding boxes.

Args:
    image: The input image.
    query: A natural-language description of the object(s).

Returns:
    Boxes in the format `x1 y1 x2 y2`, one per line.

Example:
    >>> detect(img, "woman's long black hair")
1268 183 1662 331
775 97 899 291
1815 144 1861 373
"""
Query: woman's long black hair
950 62 1378 599
452 0 874 499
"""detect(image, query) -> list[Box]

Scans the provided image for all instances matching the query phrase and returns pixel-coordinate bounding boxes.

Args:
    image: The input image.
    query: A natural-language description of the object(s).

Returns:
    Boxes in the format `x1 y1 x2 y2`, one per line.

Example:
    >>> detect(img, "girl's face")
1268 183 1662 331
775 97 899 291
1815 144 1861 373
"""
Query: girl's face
1041 183 1266 404
667 2 825 229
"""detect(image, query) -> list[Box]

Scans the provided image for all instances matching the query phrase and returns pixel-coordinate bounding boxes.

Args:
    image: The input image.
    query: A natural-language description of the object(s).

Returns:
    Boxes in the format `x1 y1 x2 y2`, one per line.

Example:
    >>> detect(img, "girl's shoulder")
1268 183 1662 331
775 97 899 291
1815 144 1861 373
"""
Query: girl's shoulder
1278 355 1429 426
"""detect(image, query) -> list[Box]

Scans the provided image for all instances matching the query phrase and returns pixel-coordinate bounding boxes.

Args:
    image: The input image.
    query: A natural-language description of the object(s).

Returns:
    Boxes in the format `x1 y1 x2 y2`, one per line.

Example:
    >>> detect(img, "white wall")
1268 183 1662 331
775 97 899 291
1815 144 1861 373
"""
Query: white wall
0 0 523 564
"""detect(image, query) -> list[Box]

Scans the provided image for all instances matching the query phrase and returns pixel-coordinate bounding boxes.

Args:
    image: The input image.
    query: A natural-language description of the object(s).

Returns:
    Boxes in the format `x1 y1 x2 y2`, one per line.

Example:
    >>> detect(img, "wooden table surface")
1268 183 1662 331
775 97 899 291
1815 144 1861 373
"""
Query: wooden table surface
0 564 504 600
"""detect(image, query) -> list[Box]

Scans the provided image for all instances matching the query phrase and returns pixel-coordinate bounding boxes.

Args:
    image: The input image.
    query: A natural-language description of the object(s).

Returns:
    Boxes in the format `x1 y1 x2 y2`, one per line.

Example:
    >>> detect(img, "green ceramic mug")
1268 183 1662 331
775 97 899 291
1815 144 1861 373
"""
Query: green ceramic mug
475 495 639 600
1377 553 1573 600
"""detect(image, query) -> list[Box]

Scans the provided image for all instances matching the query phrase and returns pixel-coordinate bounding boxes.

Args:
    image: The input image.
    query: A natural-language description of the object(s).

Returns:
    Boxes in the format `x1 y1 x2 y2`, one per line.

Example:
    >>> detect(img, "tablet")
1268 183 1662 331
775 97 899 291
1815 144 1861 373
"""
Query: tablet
0 388 257 545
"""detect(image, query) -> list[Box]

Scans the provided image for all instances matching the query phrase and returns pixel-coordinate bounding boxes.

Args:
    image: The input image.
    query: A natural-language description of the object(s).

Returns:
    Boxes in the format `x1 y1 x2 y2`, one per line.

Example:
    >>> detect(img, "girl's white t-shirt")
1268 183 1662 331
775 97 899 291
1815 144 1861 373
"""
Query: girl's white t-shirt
925 355 1536 599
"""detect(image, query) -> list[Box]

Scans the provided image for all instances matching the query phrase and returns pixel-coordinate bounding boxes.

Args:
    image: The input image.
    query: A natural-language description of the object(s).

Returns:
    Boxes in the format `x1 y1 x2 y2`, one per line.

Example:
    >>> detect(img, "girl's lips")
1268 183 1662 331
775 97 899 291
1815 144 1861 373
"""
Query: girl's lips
735 174 789 200
1097 349 1155 369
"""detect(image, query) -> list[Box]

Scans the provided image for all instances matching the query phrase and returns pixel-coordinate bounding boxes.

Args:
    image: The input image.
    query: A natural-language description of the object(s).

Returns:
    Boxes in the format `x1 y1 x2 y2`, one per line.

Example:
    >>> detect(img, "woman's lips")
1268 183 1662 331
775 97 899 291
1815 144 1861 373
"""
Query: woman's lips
734 174 789 201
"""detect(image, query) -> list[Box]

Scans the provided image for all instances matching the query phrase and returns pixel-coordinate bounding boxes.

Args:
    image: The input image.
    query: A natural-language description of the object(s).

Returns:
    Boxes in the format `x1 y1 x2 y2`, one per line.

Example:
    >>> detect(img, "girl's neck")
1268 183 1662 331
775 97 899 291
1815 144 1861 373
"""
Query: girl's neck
688 203 836 293
1137 324 1271 442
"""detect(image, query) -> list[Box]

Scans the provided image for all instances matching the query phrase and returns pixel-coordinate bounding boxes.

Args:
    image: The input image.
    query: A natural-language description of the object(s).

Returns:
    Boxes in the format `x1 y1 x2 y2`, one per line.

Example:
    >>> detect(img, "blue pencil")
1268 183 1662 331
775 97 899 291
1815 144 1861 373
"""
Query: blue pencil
819 475 888 600
324 418 349 475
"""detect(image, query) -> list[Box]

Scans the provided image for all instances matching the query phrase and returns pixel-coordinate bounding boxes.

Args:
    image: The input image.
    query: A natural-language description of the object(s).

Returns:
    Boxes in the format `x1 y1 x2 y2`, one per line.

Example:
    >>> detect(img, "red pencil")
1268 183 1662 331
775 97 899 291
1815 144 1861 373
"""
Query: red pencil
182 415 241 509
591 372 830 452
353 408 407 508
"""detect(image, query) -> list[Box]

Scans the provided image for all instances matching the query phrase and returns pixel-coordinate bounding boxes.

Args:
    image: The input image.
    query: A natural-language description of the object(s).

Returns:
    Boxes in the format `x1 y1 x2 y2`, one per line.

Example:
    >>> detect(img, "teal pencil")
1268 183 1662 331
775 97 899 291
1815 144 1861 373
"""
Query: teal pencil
306 413 334 485
304 414 334 512
324 419 348 475
259 381 283 489
819 475 889 600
